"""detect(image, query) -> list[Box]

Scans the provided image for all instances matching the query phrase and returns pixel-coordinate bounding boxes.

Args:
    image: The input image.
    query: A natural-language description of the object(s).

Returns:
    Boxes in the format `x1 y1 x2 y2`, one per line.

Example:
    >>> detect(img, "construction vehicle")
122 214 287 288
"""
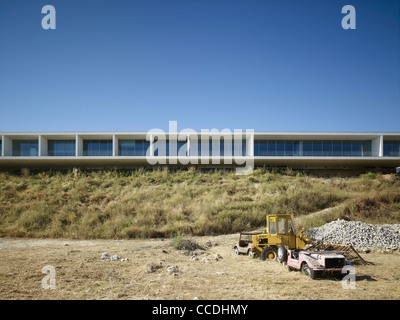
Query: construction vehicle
248 214 313 260
235 214 367 265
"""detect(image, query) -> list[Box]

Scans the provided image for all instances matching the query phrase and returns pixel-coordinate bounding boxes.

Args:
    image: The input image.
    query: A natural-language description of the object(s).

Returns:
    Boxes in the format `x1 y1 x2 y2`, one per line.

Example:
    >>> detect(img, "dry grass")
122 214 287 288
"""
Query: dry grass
0 169 399 239
0 236 399 300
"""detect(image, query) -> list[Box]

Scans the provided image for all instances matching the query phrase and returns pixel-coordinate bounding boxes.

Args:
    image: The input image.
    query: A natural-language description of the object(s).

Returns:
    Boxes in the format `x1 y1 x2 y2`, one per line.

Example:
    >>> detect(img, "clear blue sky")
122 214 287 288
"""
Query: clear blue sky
0 0 399 132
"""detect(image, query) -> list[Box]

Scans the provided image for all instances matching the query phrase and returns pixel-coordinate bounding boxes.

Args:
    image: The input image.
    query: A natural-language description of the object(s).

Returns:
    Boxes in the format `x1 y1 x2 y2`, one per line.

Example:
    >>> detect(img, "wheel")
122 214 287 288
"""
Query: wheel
260 247 278 261
277 245 287 263
301 262 316 279
234 247 239 255
247 250 256 258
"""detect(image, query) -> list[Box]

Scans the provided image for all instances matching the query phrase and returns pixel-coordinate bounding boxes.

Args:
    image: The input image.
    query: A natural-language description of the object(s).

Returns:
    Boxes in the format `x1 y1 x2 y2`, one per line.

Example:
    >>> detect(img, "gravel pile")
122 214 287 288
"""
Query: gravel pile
306 220 400 252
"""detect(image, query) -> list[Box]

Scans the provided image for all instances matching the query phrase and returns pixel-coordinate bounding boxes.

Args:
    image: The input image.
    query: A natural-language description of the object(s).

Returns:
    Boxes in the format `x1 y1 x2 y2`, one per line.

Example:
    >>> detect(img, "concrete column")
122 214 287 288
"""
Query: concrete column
187 134 190 156
76 135 83 156
371 136 380 157
247 130 254 157
1 135 4 156
3 136 12 156
39 135 48 156
112 135 117 157
379 135 384 157
149 134 154 156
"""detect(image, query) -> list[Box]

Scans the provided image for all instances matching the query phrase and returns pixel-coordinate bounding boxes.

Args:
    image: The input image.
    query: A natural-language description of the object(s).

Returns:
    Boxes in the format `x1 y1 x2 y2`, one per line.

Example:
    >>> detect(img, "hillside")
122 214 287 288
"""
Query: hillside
0 168 399 239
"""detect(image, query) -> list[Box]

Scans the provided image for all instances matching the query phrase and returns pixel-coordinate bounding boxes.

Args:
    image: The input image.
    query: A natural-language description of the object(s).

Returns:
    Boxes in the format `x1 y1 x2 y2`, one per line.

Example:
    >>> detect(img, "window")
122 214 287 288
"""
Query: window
266 141 276 156
276 140 285 156
12 140 38 156
83 140 112 156
154 139 187 156
384 140 400 157
312 140 322 156
303 141 313 156
119 140 150 156
333 141 342 156
323 140 333 156
48 140 75 156
293 141 300 156
254 139 374 157
277 217 287 234
351 141 362 157
284 140 293 156
0 140 2 156
343 141 352 156
362 141 372 156
268 217 276 234
230 139 246 156
254 140 267 156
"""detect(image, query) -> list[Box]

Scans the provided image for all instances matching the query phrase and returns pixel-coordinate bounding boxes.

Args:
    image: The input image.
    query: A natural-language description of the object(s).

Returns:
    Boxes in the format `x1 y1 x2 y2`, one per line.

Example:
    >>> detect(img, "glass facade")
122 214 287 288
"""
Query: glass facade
383 140 400 157
152 138 246 156
48 140 76 156
118 140 150 156
12 140 39 156
254 140 372 157
154 139 188 156
1 136 398 159
193 139 246 156
83 140 113 156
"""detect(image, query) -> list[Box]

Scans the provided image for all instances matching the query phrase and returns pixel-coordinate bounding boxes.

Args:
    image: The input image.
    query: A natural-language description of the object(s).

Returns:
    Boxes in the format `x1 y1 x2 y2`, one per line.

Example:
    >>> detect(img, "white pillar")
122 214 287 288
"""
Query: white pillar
3 136 12 156
149 134 154 156
39 135 48 156
187 134 190 157
112 135 117 157
247 130 254 157
76 135 83 156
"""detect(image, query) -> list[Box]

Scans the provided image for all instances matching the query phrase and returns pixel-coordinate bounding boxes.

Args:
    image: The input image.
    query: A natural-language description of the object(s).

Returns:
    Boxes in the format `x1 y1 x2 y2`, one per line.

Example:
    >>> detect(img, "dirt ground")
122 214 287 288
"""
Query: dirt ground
0 235 399 300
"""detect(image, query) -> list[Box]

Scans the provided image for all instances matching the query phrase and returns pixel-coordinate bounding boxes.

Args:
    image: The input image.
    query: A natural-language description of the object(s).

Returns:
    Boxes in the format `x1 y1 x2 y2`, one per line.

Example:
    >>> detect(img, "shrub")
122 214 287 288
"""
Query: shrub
171 235 202 251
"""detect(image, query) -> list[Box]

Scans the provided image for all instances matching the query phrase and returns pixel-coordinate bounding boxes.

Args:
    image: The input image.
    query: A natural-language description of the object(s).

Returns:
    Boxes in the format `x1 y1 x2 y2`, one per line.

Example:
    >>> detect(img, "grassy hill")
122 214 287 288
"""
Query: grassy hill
0 168 399 239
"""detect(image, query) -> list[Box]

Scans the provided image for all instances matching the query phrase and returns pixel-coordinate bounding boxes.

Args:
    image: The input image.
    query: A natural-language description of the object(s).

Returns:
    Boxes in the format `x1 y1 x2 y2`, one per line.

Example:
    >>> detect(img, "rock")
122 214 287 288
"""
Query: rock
145 262 162 273
306 220 400 252
214 253 222 261
101 252 109 260
167 266 179 273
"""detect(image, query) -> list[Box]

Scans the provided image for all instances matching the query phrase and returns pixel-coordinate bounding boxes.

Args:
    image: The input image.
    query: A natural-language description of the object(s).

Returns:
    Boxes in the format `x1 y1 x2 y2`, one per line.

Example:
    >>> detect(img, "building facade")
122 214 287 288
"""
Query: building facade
0 131 400 171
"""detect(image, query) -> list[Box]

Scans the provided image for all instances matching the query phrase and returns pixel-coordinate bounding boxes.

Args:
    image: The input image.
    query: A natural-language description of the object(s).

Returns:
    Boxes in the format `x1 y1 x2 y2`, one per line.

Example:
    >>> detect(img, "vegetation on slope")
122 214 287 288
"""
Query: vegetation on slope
0 168 399 239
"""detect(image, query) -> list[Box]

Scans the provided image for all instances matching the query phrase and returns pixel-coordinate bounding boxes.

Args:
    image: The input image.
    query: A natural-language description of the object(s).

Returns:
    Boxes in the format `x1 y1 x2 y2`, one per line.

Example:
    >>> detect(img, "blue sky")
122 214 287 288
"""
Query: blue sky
0 0 399 132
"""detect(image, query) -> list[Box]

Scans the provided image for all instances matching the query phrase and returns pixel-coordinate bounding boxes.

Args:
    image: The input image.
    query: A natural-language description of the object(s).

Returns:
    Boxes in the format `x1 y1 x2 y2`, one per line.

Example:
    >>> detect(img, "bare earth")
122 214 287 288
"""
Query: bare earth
0 235 399 300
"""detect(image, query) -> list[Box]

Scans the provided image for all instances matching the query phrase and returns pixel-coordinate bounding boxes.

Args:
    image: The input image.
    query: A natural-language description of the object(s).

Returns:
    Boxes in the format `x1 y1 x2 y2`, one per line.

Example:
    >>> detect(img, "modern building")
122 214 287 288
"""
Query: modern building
0 131 400 172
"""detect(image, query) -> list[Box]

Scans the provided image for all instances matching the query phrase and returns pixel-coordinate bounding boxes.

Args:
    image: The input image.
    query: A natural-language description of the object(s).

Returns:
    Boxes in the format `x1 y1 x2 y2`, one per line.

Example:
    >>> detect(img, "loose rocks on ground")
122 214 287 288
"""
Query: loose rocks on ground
306 220 400 252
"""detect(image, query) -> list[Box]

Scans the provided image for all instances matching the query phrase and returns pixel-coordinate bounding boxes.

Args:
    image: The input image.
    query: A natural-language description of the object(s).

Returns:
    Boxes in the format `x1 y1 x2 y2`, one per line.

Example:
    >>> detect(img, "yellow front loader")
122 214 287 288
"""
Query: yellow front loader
251 214 313 260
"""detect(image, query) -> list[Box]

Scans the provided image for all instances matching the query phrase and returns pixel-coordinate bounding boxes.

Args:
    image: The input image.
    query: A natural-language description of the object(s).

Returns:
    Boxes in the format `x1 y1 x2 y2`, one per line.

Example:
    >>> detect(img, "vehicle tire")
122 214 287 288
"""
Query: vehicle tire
260 247 278 261
301 262 316 279
234 247 239 255
277 245 287 263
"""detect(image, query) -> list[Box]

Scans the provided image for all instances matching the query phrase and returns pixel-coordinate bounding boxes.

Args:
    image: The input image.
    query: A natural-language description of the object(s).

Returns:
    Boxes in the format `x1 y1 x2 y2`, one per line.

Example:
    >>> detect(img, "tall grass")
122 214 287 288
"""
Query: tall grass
0 169 399 238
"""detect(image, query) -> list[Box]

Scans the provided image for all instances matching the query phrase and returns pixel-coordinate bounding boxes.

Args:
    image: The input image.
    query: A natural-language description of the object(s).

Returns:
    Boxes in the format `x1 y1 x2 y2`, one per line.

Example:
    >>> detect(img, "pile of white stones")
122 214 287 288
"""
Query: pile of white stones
306 220 400 253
